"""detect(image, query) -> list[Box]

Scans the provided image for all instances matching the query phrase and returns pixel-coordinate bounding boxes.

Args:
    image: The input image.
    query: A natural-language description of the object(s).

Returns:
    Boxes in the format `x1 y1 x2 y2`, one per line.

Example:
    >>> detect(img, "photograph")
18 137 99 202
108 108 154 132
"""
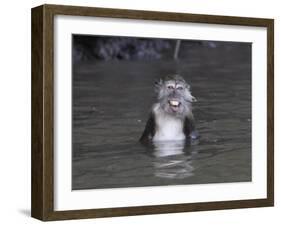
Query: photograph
31 4 273 221
71 35 252 190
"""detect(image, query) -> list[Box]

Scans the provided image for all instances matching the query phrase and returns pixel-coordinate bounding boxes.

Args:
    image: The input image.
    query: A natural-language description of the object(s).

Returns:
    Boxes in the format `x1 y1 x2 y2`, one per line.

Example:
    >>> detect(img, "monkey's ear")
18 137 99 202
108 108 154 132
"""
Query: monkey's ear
191 95 197 102
154 79 163 92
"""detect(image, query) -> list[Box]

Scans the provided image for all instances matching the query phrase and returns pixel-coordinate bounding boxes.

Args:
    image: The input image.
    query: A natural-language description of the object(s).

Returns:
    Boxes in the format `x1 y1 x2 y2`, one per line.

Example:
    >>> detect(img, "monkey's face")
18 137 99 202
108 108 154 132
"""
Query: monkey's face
157 79 195 117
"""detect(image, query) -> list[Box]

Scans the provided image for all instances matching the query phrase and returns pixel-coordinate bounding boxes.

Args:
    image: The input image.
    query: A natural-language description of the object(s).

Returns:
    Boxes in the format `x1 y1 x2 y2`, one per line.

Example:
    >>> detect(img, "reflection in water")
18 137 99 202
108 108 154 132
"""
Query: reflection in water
152 140 194 179
153 140 186 157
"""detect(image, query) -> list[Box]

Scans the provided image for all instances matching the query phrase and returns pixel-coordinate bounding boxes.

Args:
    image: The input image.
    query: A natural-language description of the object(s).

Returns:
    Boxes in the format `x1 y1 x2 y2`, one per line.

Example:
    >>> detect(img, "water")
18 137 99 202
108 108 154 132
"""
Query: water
72 43 251 190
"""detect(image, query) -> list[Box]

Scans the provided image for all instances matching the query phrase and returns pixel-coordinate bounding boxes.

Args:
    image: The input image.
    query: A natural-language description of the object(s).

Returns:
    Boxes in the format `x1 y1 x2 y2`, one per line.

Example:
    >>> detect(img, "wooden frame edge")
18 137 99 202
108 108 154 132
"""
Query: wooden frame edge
43 4 272 26
42 199 272 221
266 19 274 206
31 4 55 221
31 5 44 220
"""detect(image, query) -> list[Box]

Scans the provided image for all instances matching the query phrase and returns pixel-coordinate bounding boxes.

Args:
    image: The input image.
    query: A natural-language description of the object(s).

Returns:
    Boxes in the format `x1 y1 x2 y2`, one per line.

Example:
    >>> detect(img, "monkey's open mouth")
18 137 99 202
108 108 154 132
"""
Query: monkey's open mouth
169 100 181 112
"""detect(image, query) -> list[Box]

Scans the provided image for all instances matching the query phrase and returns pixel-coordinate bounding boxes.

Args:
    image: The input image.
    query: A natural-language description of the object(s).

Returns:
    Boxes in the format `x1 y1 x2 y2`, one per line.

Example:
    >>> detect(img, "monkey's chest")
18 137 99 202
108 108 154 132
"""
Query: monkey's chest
153 116 185 141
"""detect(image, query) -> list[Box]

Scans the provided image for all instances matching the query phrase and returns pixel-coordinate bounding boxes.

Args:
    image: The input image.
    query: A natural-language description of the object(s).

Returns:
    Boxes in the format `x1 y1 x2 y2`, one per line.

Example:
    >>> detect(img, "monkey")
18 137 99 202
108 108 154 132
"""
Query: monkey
140 74 199 143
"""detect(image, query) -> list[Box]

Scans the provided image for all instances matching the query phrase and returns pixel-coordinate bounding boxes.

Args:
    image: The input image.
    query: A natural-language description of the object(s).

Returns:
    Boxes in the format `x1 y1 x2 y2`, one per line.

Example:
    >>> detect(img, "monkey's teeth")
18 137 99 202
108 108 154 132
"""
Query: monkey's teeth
170 100 179 106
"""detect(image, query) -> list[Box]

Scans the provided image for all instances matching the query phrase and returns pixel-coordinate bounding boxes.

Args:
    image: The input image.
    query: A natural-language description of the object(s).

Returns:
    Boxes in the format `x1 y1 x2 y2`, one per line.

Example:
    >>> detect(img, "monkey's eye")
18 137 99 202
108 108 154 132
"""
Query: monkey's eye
177 86 184 90
167 85 174 89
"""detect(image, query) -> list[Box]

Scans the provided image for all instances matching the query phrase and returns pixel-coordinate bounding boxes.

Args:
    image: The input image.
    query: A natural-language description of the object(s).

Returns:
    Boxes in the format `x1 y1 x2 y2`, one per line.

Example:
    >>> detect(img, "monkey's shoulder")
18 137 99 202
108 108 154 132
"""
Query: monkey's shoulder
139 111 156 143
152 103 161 114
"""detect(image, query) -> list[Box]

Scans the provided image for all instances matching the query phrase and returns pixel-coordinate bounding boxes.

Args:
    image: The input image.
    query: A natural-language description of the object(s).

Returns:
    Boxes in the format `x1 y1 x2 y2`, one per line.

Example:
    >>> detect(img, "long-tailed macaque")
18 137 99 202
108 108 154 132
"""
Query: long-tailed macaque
140 74 199 143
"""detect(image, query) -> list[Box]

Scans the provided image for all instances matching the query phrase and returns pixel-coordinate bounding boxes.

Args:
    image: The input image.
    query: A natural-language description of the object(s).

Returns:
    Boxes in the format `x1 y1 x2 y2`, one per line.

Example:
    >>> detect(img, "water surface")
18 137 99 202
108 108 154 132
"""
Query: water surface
72 43 251 190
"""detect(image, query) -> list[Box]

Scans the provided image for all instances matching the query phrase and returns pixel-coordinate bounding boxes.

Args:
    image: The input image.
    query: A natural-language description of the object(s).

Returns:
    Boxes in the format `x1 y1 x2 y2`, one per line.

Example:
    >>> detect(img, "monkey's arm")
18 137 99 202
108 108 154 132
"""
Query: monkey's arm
184 113 199 139
139 113 155 143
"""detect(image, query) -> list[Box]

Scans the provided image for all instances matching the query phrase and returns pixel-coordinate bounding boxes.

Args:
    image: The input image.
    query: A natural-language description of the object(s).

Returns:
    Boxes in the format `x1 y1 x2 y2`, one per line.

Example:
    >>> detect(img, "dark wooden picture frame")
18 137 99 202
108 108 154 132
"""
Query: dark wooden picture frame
31 4 274 221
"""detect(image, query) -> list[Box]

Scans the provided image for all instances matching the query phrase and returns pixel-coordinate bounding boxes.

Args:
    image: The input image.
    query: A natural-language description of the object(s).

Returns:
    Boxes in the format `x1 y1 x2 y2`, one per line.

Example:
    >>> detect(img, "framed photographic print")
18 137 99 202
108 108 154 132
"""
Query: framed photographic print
31 4 274 221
